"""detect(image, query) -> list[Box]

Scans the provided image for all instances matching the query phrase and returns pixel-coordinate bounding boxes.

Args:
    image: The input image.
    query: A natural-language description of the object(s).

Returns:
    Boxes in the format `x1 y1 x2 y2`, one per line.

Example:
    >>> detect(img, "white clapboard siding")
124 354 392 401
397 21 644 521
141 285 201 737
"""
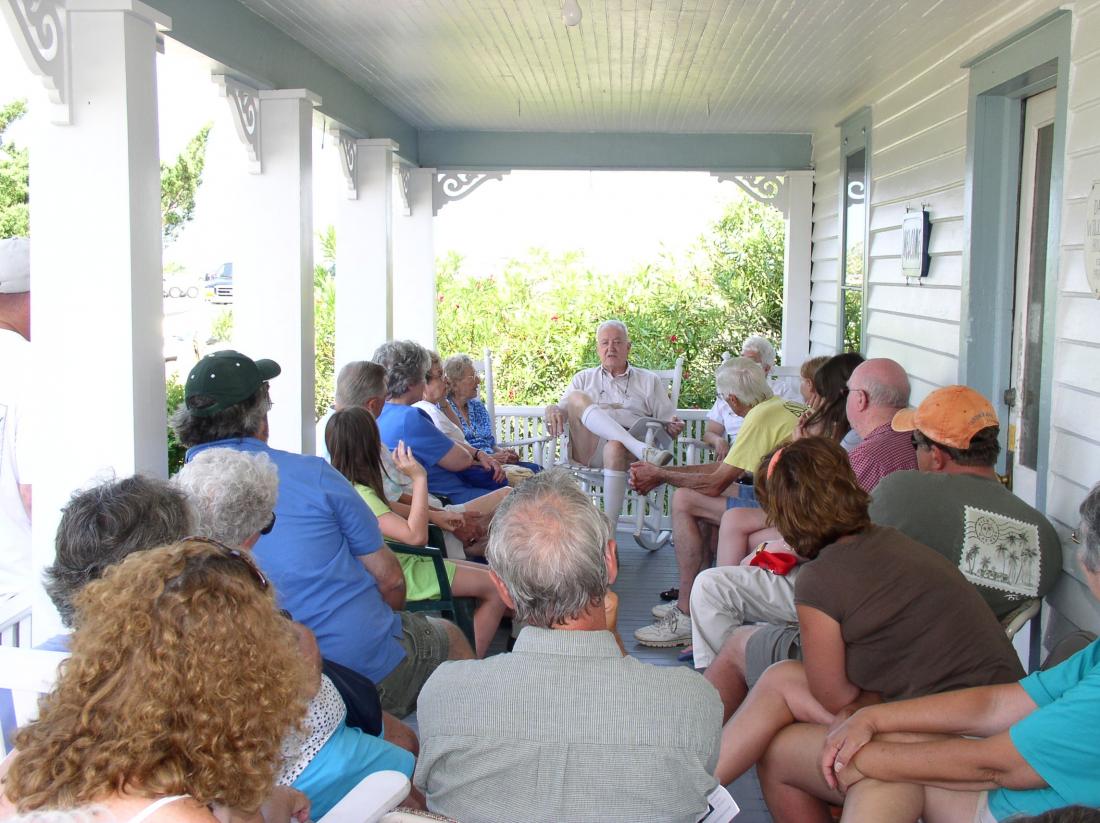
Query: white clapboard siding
807 0 1100 630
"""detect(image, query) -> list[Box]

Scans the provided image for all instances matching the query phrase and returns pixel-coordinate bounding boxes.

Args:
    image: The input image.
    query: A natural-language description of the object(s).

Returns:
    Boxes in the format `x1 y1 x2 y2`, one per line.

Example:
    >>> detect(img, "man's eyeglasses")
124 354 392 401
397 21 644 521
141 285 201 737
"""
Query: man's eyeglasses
180 535 269 591
260 512 277 535
1071 528 1082 545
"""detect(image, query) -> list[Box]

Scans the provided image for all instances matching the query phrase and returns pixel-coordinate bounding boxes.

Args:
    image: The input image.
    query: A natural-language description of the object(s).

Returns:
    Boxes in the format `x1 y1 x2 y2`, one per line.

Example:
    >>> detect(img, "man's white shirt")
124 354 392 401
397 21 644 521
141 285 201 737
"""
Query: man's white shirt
561 364 675 429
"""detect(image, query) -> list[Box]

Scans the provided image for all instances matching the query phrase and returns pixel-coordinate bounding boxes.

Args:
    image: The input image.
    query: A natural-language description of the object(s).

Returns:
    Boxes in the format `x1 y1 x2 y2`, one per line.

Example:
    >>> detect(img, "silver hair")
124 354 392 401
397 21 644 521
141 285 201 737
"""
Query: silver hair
716 356 773 406
170 384 272 447
596 319 630 341
372 340 431 398
741 335 777 368
46 475 192 627
174 448 279 547
1080 482 1100 574
486 470 611 628
442 353 474 385
335 360 386 410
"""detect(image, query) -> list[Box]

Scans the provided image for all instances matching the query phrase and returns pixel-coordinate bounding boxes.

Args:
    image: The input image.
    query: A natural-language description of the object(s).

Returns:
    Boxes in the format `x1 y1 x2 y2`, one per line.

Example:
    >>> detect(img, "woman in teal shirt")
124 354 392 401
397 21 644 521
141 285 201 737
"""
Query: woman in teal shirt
757 481 1100 822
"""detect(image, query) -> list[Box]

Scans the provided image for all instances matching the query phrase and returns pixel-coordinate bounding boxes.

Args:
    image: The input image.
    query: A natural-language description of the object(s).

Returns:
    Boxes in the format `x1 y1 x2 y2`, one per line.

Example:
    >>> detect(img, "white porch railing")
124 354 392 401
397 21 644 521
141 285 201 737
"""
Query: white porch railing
0 595 32 648
493 406 714 533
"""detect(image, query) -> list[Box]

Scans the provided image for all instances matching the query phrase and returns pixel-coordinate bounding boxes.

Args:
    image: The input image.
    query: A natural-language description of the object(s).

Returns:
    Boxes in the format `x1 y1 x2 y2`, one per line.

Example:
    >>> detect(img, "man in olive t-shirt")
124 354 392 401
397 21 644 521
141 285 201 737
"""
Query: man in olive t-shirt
875 385 1060 621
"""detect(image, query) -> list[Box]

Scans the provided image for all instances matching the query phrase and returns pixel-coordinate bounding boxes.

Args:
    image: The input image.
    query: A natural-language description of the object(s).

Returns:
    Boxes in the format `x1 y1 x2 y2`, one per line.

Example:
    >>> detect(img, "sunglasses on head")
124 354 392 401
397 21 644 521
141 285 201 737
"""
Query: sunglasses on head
180 535 269 590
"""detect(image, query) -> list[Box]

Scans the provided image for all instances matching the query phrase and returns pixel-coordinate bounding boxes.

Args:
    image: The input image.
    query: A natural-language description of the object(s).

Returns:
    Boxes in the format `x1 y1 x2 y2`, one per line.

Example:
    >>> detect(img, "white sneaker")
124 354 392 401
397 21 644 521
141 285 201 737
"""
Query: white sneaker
651 601 679 619
634 608 692 647
642 446 674 467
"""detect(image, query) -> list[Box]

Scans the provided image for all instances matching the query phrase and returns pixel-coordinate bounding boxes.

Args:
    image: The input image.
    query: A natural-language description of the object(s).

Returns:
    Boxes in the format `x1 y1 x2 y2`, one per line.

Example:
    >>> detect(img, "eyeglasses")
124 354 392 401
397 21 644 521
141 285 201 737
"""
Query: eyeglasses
425 370 443 382
910 432 928 450
843 386 868 402
180 535 269 591
1071 529 1082 545
260 512 277 535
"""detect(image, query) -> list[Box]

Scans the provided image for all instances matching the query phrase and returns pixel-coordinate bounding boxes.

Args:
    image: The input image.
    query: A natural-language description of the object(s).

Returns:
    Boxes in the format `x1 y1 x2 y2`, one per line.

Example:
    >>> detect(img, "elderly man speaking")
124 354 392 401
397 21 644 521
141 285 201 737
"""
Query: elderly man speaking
544 319 685 519
413 470 723 823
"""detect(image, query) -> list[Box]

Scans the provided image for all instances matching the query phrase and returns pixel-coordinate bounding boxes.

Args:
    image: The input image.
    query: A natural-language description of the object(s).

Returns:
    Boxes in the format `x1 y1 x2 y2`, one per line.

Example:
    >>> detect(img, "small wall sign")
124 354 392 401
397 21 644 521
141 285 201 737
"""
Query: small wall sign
901 209 931 279
1086 182 1100 298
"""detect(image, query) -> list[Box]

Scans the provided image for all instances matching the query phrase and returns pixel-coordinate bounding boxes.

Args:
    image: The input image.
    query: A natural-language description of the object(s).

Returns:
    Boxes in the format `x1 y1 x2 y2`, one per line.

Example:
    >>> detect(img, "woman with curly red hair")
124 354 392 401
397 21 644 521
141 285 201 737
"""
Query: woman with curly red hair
0 539 311 823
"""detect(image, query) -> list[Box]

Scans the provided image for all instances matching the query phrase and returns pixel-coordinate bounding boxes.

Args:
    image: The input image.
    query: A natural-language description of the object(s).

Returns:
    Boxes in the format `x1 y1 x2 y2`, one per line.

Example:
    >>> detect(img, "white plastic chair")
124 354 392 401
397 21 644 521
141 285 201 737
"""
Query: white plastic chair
0 645 68 756
317 770 412 823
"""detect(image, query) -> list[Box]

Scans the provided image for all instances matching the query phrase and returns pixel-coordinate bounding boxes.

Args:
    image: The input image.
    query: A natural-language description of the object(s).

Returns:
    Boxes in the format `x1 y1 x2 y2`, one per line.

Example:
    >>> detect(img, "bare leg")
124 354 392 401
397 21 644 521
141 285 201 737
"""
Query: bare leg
382 711 419 756
716 506 776 566
714 660 835 785
461 486 511 516
705 625 759 722
671 488 727 615
449 563 509 658
757 723 842 823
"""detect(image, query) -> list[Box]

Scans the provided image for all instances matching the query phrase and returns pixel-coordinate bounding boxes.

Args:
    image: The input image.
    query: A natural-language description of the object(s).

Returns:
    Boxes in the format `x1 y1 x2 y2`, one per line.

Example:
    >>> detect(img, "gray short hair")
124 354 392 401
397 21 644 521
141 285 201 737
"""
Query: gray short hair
741 335 777 368
716 357 773 407
596 319 630 341
1080 482 1100 574
335 361 386 410
170 384 272 447
46 476 192 627
174 448 279 547
486 470 611 628
372 340 430 399
442 353 474 385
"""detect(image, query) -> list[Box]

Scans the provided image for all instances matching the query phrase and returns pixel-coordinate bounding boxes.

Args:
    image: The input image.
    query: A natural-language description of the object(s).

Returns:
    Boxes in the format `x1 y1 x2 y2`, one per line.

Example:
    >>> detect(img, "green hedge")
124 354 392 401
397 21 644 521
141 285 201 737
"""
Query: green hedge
435 196 785 410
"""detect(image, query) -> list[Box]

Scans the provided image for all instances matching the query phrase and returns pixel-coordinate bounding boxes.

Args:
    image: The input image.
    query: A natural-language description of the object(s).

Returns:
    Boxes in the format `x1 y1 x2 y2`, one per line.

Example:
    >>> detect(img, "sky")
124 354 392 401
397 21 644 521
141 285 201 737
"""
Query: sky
0 30 746 282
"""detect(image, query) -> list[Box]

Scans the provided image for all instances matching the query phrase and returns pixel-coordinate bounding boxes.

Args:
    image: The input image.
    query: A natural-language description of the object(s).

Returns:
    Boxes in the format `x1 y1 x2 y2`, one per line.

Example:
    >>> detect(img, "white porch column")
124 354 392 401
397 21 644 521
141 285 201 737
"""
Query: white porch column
336 139 396 374
781 171 814 366
393 166 436 348
231 89 320 454
17 0 169 644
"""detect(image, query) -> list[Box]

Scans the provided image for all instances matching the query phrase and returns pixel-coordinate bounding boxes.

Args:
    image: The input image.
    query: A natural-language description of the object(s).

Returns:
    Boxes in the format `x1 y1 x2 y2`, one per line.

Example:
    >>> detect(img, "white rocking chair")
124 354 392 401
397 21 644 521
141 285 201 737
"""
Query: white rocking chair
482 348 684 551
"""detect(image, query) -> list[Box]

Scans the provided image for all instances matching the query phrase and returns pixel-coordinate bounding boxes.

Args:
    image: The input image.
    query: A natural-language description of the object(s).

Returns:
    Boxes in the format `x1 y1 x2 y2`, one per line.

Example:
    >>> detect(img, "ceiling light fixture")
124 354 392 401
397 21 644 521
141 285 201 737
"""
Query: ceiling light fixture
561 0 582 27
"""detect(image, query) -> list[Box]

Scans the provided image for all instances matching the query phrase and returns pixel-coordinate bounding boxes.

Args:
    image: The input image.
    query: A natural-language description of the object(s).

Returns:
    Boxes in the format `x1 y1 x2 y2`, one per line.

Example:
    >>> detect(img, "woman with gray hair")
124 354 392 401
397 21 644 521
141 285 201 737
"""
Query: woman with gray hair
753 480 1100 822
172 447 425 816
371 339 508 504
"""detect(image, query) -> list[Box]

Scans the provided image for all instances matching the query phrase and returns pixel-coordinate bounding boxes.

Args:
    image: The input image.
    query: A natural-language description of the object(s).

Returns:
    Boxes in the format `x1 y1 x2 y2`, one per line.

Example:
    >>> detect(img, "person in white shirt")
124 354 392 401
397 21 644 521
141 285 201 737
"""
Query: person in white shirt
543 320 685 519
0 237 31 602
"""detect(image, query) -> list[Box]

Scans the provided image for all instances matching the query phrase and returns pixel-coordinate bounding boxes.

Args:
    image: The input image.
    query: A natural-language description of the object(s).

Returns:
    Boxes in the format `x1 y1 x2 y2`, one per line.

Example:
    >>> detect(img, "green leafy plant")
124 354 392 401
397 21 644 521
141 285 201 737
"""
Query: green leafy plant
314 226 337 418
0 99 29 239
161 124 211 244
166 371 186 475
435 196 785 409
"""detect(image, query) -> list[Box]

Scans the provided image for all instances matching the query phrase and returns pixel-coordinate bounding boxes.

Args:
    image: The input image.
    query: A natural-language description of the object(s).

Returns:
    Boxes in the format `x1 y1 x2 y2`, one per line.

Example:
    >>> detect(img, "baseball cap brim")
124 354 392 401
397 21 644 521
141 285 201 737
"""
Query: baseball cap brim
255 358 281 380
891 407 918 433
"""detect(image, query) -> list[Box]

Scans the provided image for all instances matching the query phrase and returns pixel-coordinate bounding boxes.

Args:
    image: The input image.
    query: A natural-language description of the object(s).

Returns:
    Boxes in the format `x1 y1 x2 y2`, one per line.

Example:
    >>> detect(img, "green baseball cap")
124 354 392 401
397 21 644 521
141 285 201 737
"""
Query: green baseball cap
185 349 281 417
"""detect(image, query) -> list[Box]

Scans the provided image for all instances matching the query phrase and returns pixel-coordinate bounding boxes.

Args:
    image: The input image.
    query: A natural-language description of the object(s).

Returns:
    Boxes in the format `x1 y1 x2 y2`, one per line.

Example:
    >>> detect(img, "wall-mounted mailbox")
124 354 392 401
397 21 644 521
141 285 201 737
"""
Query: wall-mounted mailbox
901 209 931 279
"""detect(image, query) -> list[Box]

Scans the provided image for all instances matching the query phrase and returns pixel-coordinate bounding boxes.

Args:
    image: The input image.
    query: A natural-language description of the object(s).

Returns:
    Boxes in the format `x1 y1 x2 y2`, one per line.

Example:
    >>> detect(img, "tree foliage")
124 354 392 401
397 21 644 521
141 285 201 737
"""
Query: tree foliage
314 227 337 419
161 124 211 244
436 196 785 409
0 99 29 239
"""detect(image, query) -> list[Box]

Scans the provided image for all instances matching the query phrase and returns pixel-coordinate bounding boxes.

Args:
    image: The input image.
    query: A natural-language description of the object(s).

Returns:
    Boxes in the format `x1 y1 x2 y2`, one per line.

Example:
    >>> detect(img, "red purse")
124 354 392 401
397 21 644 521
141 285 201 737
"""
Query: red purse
747 545 799 575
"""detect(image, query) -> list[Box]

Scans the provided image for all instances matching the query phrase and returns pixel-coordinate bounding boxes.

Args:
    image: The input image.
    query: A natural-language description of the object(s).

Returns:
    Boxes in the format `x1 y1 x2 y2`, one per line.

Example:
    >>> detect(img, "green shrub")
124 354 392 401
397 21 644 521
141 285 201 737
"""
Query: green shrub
436 196 785 409
166 371 186 475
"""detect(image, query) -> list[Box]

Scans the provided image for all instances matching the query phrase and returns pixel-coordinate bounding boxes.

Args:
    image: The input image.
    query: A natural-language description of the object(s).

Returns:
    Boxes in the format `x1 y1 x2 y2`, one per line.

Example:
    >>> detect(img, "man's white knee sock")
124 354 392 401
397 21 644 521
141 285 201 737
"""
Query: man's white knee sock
603 469 628 520
580 405 648 460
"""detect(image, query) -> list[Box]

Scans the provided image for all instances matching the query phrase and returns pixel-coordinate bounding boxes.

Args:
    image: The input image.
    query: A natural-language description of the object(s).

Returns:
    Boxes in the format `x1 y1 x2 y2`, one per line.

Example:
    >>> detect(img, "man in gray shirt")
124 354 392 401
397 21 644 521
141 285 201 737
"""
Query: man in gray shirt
413 470 723 823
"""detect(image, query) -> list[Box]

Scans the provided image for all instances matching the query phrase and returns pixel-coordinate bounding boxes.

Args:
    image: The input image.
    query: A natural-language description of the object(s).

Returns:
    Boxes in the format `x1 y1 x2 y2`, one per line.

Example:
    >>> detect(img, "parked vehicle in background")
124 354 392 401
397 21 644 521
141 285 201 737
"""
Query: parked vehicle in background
203 262 233 304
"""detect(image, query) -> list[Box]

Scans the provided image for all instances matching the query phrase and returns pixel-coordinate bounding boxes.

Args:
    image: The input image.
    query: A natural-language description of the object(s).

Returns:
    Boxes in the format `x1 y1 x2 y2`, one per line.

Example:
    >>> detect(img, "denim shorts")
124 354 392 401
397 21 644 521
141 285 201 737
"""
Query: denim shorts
375 612 451 718
725 482 760 510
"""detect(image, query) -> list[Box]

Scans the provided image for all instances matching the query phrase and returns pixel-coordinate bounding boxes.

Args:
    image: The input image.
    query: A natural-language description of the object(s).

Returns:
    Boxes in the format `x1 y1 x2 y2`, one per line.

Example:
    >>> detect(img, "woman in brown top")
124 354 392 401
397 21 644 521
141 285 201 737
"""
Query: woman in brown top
712 437 1023 808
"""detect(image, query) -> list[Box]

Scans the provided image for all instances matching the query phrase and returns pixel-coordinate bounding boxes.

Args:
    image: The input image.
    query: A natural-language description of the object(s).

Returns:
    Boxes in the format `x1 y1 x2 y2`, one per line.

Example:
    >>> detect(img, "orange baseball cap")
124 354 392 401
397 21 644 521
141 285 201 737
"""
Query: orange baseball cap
891 385 999 449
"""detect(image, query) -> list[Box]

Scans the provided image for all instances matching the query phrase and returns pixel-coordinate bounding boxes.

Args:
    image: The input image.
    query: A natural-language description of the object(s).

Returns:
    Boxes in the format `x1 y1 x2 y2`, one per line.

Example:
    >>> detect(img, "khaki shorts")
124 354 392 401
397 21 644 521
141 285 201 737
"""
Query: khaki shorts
375 612 451 718
744 624 803 688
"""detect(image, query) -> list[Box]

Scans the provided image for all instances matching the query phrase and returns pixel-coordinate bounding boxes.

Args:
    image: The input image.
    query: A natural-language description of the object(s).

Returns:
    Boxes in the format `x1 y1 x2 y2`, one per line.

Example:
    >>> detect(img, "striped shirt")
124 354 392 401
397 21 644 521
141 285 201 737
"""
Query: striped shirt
848 423 918 492
414 627 722 823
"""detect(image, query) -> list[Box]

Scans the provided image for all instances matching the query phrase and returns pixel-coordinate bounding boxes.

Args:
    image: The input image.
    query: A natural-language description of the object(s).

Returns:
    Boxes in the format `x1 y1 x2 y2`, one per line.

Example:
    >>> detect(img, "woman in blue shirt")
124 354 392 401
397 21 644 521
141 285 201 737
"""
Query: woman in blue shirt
757 481 1100 823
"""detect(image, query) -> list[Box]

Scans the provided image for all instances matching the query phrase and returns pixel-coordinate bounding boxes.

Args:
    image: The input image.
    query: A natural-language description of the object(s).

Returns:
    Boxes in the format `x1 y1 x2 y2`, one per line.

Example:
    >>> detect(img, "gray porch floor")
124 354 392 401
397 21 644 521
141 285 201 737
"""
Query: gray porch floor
408 530 773 822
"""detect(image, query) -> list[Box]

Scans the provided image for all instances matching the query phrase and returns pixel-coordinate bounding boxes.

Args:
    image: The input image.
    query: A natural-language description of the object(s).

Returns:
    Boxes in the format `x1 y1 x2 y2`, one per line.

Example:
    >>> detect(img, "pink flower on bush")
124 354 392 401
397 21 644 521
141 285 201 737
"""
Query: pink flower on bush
438 294 444 302
669 334 678 342
551 314 560 321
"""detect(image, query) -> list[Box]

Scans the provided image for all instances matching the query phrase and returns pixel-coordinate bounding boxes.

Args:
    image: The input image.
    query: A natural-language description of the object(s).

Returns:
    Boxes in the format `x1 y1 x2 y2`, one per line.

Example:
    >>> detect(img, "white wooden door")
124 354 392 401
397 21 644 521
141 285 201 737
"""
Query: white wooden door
1006 88 1055 506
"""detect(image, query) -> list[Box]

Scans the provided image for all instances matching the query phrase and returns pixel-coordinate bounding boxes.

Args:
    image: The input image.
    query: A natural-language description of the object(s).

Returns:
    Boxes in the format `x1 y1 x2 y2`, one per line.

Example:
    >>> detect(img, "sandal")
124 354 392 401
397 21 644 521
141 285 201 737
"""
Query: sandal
659 587 679 601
